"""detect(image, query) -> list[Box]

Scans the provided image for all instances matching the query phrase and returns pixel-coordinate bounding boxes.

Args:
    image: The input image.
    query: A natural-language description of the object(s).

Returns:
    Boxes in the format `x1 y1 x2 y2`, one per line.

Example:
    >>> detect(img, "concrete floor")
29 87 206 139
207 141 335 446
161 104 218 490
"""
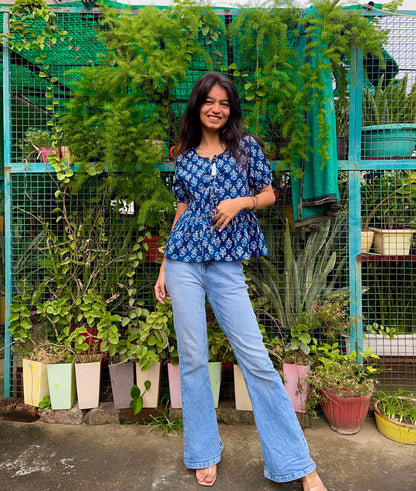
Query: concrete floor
0 416 415 491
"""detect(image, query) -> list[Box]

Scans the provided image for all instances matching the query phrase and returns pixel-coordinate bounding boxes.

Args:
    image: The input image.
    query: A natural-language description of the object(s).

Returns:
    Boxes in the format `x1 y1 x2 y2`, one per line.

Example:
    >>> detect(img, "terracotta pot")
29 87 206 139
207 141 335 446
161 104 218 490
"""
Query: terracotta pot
70 325 101 351
283 363 309 413
320 389 372 435
144 235 164 262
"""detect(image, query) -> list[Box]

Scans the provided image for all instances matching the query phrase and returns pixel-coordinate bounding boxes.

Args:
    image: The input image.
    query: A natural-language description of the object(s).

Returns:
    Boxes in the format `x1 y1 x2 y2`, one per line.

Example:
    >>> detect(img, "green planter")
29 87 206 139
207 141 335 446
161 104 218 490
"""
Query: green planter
362 123 416 158
208 362 222 409
47 361 76 410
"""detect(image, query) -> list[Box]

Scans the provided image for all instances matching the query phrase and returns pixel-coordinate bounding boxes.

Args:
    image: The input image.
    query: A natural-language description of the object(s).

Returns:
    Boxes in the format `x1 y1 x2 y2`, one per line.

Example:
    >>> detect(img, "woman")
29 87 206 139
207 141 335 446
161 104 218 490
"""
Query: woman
155 72 326 490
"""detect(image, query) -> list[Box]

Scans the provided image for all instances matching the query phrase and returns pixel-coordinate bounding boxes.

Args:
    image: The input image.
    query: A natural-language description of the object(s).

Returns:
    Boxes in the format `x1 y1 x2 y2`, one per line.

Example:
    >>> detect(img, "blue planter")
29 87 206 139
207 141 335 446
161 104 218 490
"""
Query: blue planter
362 123 416 158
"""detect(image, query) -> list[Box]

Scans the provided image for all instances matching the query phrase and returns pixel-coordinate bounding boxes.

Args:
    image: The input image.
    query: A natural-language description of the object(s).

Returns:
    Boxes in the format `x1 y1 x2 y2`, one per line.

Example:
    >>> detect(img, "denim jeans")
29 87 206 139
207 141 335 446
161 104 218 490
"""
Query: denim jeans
164 259 316 483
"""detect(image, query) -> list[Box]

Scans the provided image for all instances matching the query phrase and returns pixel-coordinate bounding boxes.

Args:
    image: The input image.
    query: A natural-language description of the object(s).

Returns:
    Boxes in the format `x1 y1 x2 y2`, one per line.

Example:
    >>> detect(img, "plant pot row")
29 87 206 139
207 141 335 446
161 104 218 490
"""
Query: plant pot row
21 359 221 412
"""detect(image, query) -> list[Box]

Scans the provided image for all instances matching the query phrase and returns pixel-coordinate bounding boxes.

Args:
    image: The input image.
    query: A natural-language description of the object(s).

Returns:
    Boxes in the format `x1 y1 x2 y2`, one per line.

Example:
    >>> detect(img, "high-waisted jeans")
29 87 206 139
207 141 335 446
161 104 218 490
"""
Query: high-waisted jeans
164 258 315 483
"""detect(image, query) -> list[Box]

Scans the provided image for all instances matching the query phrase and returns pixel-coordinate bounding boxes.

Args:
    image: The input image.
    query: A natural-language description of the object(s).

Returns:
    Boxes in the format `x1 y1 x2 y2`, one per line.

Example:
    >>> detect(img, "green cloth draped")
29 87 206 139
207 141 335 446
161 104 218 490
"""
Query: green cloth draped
290 8 341 227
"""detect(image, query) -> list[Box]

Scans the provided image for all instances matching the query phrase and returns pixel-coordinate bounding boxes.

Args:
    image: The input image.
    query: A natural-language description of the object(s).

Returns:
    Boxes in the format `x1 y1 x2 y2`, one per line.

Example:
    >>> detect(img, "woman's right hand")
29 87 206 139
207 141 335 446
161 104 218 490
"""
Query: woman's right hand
155 263 170 304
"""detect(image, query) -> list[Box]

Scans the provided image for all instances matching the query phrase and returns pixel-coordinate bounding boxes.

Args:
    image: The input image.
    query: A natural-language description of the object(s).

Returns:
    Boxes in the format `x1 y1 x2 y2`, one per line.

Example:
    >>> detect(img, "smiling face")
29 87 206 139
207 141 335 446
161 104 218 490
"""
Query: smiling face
199 84 230 134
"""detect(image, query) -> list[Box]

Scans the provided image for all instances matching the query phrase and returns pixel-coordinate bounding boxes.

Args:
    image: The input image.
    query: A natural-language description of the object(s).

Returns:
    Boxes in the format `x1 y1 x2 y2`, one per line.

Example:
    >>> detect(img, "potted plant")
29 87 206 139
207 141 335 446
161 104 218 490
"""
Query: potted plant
68 302 104 411
373 389 416 445
350 322 416 358
126 299 171 410
162 302 181 410
42 343 76 410
282 322 313 415
207 315 229 409
8 281 51 407
362 75 416 159
21 127 59 164
307 344 381 434
233 323 268 412
361 170 416 255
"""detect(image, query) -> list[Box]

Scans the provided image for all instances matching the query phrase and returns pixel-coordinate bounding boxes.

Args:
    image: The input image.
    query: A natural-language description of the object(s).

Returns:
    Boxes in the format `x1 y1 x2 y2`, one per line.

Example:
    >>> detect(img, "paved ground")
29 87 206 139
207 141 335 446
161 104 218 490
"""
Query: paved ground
0 416 415 491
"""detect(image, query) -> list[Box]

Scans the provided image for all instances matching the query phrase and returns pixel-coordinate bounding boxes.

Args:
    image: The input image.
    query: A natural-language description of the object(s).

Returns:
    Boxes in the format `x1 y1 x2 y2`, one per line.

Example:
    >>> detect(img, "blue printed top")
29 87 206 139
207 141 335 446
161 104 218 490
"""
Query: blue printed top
165 136 273 262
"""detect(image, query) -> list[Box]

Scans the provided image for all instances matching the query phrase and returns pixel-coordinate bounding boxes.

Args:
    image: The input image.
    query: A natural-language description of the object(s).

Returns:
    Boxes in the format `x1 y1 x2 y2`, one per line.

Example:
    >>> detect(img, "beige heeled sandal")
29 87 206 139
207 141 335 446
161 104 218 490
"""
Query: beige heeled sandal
196 465 217 487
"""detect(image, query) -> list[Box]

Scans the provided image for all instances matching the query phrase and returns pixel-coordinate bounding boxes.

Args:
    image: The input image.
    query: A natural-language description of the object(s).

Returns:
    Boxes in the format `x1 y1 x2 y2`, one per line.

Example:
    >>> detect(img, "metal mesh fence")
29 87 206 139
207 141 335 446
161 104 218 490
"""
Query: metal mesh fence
2 6 416 401
362 14 416 160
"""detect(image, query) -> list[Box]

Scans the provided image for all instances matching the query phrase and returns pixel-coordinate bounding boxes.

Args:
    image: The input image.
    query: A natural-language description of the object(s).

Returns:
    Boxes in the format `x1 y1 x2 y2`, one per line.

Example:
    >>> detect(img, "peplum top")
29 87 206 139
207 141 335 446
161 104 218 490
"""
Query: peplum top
164 136 273 263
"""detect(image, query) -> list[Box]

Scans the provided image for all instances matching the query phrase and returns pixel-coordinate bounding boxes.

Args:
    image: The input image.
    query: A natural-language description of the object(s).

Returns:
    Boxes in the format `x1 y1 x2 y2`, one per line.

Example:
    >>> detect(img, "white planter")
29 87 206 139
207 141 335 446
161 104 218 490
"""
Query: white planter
373 229 415 256
361 230 374 253
135 361 161 408
345 333 416 357
75 360 101 409
233 364 252 411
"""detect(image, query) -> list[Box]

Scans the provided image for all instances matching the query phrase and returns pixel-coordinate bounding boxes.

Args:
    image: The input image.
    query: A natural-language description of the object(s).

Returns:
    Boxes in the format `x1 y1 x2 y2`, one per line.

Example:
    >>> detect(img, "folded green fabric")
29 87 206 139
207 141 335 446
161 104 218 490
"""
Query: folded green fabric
290 7 341 226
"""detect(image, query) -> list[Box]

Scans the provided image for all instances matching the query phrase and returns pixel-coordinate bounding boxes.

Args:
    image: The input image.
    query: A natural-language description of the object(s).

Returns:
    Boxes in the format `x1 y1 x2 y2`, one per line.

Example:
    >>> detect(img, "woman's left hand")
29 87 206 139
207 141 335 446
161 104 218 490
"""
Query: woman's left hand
212 198 242 231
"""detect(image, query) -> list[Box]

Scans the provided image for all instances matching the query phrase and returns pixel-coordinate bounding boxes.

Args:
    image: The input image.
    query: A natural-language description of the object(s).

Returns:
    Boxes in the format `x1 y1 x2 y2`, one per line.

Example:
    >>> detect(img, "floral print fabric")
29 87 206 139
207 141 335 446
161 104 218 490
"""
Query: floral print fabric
165 136 273 262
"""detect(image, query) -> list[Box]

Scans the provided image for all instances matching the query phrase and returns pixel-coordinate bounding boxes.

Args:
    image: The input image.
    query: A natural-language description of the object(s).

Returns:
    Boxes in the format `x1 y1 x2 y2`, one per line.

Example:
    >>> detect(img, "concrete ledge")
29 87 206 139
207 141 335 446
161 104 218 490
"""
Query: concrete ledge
170 400 311 428
1 397 310 428
84 402 119 425
39 403 84 424
119 407 161 425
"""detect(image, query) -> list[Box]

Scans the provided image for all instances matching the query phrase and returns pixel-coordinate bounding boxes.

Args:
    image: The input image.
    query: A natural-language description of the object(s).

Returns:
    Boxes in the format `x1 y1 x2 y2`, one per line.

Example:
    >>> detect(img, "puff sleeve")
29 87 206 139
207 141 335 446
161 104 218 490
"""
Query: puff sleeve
245 136 273 191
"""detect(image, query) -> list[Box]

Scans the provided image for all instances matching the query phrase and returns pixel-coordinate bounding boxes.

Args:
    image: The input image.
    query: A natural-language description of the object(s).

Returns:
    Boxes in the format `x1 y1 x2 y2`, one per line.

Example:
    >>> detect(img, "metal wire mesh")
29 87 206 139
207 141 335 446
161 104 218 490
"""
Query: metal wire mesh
362 14 416 160
2 7 416 400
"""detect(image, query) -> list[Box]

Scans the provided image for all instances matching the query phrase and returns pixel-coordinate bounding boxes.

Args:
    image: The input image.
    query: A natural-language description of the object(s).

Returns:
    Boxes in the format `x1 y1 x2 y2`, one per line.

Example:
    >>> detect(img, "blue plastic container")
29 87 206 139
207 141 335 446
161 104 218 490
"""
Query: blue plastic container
362 123 416 158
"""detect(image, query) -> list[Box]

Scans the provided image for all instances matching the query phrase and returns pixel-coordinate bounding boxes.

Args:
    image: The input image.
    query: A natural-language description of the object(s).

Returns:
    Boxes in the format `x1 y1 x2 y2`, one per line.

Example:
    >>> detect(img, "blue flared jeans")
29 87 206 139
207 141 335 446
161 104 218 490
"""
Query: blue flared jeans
164 259 315 483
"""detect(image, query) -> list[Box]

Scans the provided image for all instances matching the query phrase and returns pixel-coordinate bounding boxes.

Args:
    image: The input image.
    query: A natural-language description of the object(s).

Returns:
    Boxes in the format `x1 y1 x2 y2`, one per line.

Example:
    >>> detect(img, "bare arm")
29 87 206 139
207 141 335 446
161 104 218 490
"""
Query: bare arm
154 202 189 303
212 184 275 231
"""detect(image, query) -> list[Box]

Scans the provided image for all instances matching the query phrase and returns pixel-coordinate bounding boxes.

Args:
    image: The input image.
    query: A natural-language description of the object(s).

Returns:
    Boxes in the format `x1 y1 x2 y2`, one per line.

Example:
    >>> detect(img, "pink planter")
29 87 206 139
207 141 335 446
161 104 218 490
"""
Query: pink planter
38 147 60 163
320 390 372 435
283 363 309 413
168 362 182 409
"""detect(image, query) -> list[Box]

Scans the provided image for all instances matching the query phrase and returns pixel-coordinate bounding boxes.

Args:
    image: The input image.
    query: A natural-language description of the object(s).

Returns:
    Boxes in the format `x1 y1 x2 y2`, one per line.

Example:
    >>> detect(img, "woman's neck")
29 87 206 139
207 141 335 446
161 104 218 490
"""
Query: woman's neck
199 130 221 149
196 132 225 160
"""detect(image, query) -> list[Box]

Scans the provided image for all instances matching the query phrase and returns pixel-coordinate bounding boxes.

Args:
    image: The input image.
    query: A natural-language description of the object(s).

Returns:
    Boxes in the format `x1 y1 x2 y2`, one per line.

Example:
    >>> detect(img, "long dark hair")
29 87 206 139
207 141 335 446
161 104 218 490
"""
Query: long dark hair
178 72 244 160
